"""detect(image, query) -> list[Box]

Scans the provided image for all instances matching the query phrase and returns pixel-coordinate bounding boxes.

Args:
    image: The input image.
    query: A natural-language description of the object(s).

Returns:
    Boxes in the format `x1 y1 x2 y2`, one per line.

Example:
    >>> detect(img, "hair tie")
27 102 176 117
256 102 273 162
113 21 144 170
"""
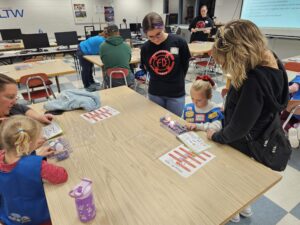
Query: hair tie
17 128 24 133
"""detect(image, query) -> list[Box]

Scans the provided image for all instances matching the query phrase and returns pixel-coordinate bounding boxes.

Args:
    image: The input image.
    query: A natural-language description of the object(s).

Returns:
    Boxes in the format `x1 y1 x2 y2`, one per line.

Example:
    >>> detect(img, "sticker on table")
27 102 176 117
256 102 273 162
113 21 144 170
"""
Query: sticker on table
81 106 120 124
159 145 215 178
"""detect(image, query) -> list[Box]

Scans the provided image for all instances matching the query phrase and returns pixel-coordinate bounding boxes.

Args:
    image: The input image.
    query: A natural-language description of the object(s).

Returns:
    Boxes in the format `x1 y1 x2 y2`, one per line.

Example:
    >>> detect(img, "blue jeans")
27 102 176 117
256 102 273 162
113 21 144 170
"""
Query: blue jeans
77 48 95 88
148 94 185 117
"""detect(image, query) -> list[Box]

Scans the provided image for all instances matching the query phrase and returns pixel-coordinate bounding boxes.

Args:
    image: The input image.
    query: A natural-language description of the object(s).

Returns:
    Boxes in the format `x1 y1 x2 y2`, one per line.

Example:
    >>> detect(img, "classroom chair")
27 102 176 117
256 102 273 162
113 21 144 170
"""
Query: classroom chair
105 68 129 88
190 50 216 80
19 73 56 103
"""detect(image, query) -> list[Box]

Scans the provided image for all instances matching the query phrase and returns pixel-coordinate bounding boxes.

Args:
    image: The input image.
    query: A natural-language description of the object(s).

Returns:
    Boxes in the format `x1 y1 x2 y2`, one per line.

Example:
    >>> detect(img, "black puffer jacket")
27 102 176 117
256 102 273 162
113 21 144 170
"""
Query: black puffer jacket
212 59 289 156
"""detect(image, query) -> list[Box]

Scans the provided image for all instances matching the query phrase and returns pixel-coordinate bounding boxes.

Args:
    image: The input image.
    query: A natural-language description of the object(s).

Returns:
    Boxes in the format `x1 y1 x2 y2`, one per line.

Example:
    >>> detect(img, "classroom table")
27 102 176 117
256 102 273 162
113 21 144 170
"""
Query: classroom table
35 86 282 225
0 40 59 52
0 59 76 92
0 47 77 65
84 42 213 68
0 41 24 51
84 48 141 67
188 41 214 56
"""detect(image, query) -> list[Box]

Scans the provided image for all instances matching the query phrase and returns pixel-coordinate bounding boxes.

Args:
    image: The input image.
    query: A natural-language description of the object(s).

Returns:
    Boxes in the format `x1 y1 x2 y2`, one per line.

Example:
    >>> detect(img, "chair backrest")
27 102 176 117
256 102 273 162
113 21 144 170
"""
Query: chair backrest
106 68 129 79
284 62 300 72
19 73 50 88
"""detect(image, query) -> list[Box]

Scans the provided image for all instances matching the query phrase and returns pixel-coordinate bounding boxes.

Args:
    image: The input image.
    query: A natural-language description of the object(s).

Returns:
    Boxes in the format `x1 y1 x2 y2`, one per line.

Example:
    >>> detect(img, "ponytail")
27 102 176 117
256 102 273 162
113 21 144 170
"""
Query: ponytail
15 128 31 156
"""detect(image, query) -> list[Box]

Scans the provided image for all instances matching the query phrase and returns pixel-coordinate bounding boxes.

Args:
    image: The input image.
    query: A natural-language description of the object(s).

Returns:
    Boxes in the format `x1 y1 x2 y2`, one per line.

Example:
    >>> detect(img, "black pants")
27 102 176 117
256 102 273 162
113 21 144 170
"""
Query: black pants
77 48 95 88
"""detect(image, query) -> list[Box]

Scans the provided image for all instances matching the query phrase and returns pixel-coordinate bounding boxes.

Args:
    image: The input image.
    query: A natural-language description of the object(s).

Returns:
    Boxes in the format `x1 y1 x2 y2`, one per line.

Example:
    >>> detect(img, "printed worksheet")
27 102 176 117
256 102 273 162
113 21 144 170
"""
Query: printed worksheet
81 106 120 124
159 145 215 178
43 122 63 140
177 131 210 153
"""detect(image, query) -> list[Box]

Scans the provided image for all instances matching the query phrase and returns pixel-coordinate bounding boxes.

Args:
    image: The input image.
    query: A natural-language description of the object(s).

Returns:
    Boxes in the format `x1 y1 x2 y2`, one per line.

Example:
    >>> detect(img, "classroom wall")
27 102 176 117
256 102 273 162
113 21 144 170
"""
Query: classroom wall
214 0 300 59
0 0 163 38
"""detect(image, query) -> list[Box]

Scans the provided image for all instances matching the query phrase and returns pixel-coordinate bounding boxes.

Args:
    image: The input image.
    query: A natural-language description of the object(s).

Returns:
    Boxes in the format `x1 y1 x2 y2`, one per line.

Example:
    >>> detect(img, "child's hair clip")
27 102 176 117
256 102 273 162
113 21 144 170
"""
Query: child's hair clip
196 75 217 89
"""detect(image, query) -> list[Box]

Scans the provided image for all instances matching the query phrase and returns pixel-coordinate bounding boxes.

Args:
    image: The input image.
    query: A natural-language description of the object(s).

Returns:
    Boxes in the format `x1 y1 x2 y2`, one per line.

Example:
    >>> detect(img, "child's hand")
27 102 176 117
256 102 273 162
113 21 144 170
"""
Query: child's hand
186 123 197 131
289 83 300 93
36 145 55 157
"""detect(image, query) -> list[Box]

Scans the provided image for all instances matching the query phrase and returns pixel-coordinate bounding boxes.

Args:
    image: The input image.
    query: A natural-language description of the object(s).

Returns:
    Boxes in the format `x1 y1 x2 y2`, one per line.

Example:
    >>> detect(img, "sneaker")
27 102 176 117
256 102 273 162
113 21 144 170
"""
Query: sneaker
90 83 101 91
288 127 299 148
85 86 96 92
85 83 100 92
230 214 240 223
240 206 253 217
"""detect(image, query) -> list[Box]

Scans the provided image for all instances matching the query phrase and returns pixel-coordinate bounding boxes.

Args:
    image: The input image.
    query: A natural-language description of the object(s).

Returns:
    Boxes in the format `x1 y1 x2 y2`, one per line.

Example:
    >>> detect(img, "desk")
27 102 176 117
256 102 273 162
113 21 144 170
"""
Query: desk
0 47 77 65
36 86 281 225
84 48 141 67
84 43 213 67
0 59 76 92
0 40 58 52
0 42 24 51
188 42 214 56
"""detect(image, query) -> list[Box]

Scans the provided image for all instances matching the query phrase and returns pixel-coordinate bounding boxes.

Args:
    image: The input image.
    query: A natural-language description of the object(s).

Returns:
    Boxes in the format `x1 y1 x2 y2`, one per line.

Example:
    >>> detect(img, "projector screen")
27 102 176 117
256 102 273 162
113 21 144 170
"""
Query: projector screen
240 0 300 37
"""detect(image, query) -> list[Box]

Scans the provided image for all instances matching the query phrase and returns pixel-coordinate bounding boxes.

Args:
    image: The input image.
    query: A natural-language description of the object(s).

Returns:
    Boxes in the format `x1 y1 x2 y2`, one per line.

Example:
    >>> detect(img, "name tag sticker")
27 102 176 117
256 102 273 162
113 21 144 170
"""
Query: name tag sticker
170 47 179 55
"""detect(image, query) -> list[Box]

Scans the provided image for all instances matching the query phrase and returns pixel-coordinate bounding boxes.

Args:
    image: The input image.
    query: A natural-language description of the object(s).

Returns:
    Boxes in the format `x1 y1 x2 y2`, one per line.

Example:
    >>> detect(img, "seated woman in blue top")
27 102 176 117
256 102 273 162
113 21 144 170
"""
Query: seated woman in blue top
77 32 106 92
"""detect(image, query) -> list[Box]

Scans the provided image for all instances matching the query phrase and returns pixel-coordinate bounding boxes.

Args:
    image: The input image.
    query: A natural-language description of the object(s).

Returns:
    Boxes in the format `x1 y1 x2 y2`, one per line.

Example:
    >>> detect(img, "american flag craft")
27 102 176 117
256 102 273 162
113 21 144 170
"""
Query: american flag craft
159 145 215 178
80 106 120 124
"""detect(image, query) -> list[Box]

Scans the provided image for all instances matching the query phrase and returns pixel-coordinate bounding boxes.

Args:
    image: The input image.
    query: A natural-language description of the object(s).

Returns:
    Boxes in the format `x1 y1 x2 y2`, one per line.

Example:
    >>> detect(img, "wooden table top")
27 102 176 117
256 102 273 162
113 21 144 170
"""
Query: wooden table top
84 48 141 67
32 86 282 225
0 40 58 52
84 42 214 67
0 42 24 51
188 42 214 56
0 59 76 82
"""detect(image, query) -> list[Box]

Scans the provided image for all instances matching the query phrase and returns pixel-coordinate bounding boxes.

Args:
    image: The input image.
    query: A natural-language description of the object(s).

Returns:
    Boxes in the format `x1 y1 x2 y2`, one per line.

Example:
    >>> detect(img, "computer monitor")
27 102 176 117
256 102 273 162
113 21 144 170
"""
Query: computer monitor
129 23 142 33
119 29 132 40
22 33 50 52
55 31 78 48
165 26 172 33
168 13 178 25
90 30 103 37
0 29 22 42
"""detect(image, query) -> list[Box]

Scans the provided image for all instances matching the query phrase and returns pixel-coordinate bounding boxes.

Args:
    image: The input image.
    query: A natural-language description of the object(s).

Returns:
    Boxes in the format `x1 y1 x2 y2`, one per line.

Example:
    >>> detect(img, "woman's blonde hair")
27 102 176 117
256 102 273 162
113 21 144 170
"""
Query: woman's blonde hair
212 19 268 89
0 115 41 156
191 80 213 99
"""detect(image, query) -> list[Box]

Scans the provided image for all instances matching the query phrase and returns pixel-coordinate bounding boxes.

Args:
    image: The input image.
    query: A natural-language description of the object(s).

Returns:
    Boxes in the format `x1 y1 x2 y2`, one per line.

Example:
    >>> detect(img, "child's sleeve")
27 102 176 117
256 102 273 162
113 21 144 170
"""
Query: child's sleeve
41 161 68 184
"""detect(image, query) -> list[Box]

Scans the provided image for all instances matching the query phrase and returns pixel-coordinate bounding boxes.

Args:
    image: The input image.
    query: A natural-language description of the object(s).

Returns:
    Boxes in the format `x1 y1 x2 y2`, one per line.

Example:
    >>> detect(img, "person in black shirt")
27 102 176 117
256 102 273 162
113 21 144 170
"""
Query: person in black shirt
189 5 213 42
141 12 191 116
206 20 289 222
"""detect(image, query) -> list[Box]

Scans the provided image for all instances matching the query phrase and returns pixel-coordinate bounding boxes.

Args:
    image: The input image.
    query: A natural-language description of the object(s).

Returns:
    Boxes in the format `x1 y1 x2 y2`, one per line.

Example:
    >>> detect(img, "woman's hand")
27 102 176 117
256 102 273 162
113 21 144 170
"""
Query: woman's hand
36 145 55 157
207 129 217 140
39 113 54 124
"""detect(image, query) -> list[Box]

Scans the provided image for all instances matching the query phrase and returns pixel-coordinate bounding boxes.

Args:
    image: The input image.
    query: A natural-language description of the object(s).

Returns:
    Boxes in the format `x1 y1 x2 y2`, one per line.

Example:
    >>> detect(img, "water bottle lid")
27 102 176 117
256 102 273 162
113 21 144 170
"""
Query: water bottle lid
69 178 92 198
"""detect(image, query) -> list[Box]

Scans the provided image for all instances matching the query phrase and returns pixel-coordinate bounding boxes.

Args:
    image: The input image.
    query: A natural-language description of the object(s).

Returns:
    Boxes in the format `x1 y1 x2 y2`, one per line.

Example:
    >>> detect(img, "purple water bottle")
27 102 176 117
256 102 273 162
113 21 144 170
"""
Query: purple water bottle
69 178 96 222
